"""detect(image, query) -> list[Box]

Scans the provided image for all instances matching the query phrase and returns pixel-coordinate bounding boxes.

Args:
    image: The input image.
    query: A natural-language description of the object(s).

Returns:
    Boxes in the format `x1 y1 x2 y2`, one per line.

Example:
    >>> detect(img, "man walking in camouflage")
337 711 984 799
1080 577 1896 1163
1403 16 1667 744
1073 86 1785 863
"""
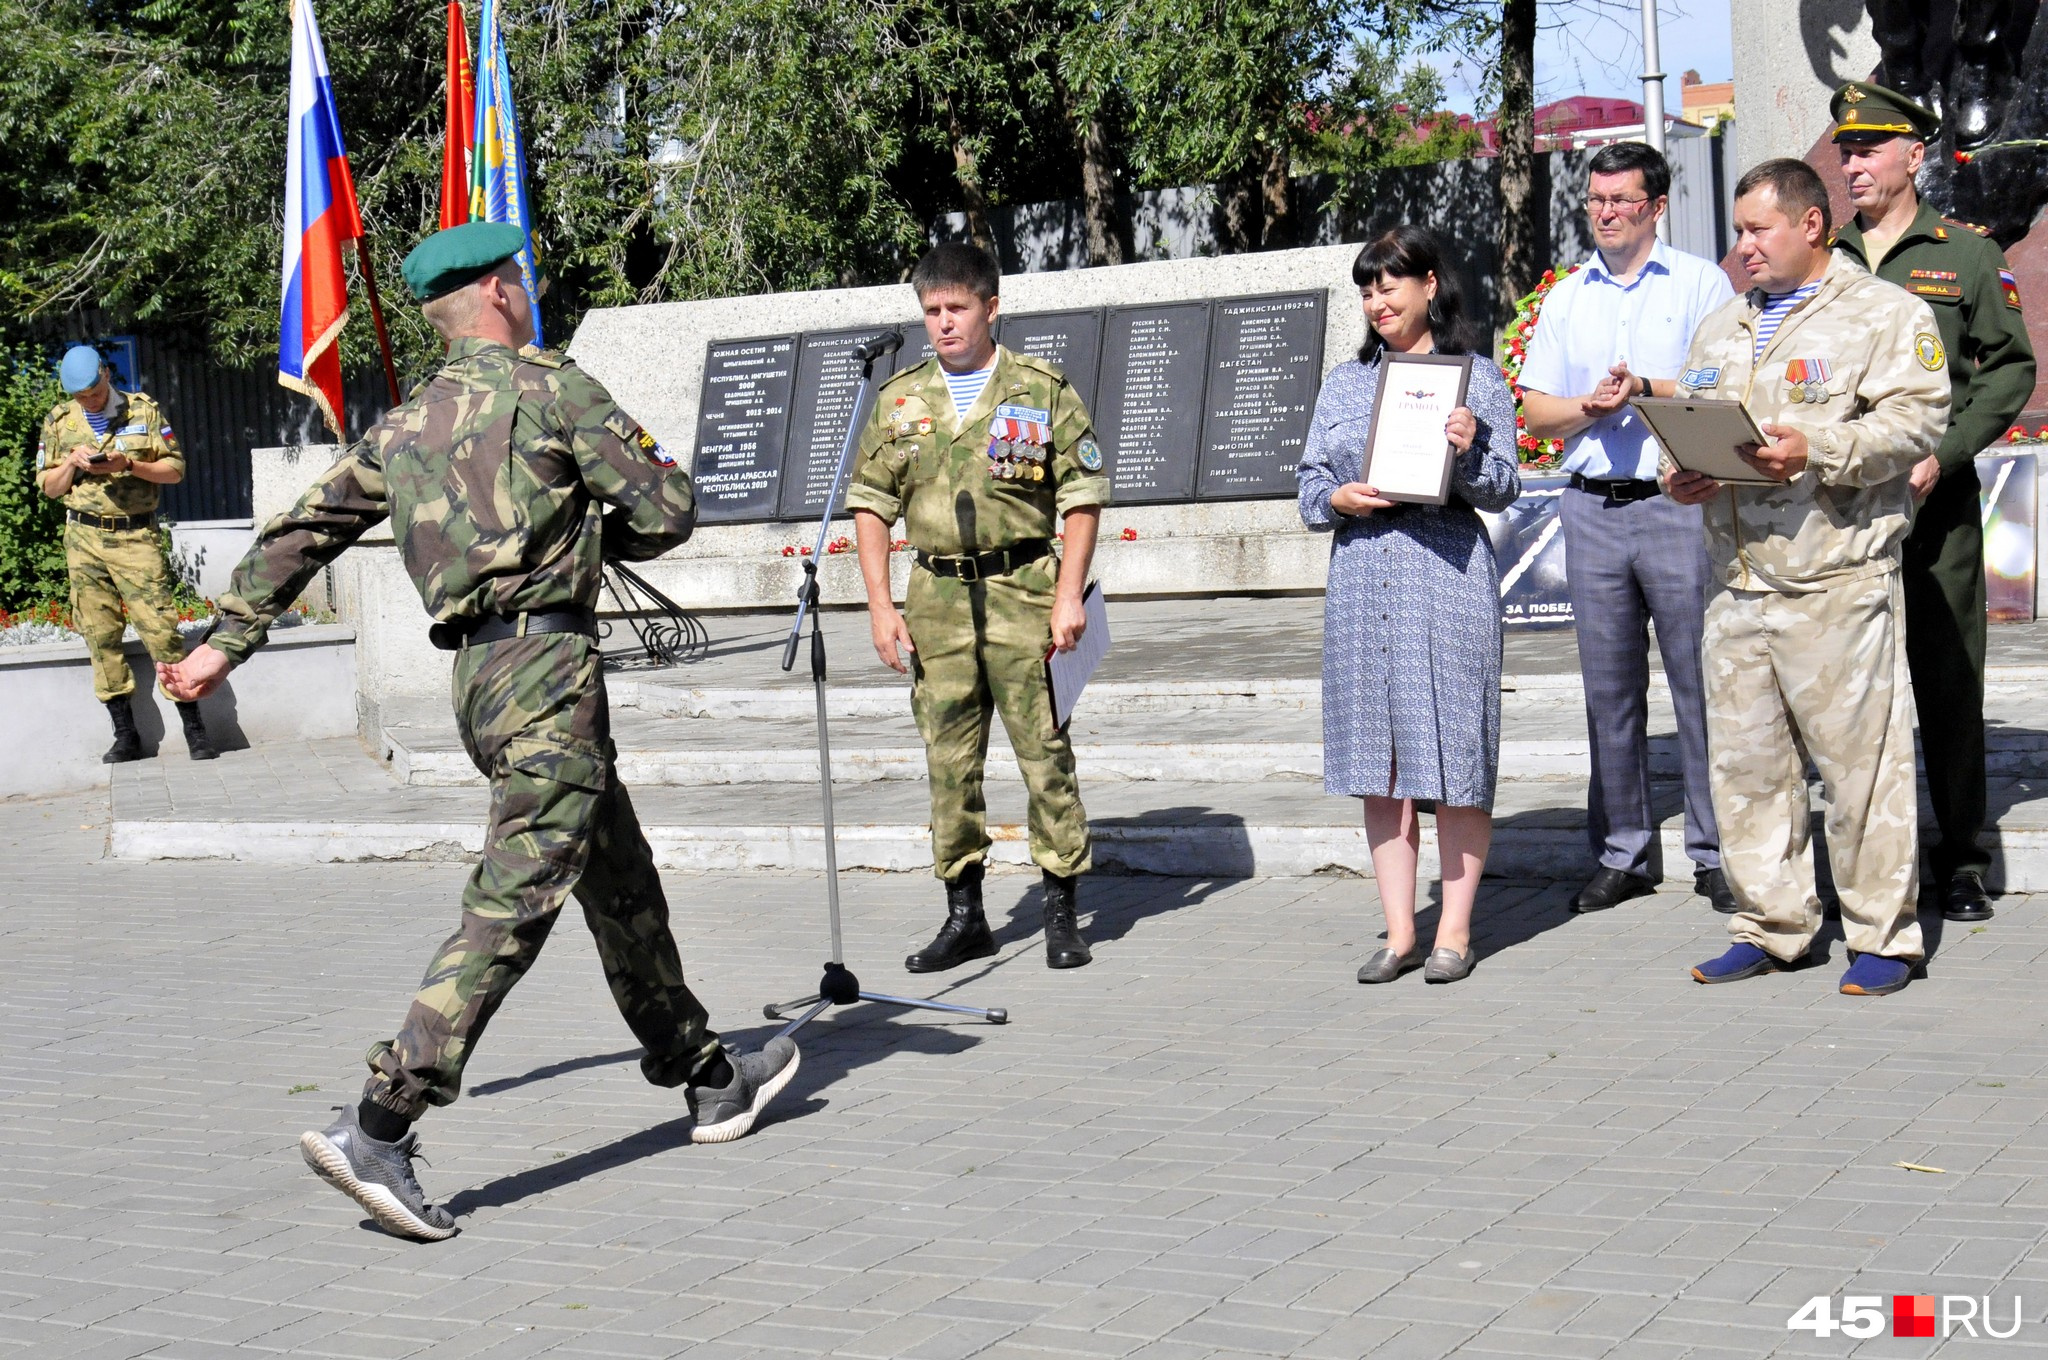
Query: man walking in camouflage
1665 160 1950 996
161 221 797 1242
848 242 1109 973
38 345 215 763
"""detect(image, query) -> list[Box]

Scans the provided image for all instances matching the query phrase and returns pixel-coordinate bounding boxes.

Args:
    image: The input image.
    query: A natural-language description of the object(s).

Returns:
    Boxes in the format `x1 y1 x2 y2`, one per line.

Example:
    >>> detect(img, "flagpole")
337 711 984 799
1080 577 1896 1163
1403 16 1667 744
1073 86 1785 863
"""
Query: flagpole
354 239 403 410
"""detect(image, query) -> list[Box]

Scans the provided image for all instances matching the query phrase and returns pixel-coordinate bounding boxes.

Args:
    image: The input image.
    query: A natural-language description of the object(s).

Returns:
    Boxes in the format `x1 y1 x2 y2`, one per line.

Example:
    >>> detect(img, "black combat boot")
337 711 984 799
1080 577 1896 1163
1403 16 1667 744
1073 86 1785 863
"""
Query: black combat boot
905 862 997 973
1042 871 1092 969
102 697 143 764
175 700 218 761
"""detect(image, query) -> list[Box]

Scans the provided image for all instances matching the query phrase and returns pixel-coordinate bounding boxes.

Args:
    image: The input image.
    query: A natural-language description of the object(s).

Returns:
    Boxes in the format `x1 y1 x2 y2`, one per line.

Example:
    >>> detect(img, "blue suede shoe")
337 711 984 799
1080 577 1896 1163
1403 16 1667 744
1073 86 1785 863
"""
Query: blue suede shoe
1691 941 1781 984
1839 952 1914 996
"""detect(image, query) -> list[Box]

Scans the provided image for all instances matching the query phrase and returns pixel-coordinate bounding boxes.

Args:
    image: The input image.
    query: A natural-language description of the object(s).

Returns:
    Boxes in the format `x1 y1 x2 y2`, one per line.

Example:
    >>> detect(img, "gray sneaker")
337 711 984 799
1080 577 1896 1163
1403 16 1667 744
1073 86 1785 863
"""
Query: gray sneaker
687 1038 800 1144
300 1106 459 1242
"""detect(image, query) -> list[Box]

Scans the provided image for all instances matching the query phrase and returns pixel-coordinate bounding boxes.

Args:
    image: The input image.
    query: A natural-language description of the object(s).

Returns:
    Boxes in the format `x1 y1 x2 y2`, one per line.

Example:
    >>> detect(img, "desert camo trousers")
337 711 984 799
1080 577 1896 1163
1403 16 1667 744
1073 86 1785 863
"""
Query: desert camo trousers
64 521 186 701
362 632 723 1120
905 555 1091 882
1704 571 1924 963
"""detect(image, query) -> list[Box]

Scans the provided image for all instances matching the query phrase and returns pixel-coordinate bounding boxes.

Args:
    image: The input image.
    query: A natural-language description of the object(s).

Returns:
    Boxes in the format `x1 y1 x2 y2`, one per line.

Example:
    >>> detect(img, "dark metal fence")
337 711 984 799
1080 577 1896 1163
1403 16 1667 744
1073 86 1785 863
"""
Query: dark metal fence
23 316 389 523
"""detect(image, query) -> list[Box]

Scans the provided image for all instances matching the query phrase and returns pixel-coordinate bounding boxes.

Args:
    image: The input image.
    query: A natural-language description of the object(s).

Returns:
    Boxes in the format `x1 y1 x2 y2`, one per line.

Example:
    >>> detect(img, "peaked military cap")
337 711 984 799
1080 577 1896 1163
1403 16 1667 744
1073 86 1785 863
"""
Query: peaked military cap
401 221 528 302
1830 81 1940 142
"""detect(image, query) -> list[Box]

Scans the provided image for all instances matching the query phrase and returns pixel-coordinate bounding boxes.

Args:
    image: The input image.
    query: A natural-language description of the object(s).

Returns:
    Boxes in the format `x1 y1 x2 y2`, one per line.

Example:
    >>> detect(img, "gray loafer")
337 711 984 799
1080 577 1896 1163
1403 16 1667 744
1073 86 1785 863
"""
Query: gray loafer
1423 947 1474 984
1357 947 1423 983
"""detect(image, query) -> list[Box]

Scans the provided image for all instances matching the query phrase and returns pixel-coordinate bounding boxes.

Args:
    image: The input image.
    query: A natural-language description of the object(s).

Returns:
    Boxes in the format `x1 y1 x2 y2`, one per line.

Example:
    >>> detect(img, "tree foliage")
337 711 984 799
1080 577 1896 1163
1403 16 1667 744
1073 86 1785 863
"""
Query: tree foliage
0 345 69 611
0 0 1475 380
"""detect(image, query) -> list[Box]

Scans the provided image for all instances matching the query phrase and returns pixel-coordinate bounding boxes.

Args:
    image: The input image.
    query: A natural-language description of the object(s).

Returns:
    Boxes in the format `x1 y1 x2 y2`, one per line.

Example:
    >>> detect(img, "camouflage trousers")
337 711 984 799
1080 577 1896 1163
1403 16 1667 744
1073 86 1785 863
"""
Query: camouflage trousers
363 632 723 1121
905 555 1091 881
64 521 185 702
1703 572 1923 962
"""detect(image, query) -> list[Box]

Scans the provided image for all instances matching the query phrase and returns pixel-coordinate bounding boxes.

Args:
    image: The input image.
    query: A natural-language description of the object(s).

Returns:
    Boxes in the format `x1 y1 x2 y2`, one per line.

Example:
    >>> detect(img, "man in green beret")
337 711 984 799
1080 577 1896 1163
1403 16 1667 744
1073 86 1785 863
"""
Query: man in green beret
1828 80 2036 923
160 220 798 1242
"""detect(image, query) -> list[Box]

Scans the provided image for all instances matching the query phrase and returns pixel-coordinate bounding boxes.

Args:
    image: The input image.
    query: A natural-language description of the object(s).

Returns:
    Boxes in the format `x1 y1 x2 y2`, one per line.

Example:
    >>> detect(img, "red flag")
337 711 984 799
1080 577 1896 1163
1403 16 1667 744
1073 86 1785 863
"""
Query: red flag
439 0 476 229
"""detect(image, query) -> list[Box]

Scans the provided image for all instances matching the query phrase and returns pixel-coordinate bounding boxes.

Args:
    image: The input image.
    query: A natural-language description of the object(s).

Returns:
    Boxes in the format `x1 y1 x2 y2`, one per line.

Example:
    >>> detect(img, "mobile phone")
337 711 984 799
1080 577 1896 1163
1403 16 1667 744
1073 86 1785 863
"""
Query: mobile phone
86 451 109 464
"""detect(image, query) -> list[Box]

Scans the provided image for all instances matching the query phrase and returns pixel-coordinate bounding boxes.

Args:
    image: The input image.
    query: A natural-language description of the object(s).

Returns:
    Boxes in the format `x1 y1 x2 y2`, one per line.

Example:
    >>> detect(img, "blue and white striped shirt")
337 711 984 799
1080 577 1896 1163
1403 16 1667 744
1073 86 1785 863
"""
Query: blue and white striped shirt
82 409 112 437
1752 283 1821 361
942 358 996 420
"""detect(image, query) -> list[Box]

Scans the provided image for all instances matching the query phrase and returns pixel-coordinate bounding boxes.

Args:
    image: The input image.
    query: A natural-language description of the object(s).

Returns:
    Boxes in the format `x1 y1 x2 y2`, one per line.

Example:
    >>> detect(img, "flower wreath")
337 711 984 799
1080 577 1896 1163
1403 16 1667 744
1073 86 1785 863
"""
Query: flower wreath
1500 264 1580 468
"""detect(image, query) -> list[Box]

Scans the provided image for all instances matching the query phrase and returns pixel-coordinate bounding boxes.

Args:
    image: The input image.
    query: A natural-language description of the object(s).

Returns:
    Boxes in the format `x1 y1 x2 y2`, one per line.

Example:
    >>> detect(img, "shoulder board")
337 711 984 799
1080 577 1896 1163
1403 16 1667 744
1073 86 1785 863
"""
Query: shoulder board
123 391 156 412
1826 230 1839 246
1005 351 1068 383
878 360 934 392
1943 218 1993 237
516 348 569 370
46 402 70 423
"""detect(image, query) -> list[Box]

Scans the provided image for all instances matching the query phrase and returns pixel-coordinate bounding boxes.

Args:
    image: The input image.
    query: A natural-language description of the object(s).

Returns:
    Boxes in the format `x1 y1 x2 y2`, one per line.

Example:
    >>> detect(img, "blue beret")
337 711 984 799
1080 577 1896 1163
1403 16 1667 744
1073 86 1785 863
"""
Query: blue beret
59 345 104 394
402 222 529 302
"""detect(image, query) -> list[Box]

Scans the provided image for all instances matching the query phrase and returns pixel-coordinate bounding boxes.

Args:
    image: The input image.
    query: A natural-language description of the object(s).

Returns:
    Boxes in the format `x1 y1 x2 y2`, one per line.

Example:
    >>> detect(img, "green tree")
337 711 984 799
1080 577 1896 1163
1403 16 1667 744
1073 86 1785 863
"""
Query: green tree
0 347 68 612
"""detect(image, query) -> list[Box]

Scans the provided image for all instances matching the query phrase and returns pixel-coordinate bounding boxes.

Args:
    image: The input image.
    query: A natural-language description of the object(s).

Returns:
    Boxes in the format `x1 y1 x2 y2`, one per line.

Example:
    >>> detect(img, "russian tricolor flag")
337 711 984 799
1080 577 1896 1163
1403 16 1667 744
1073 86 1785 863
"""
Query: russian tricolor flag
279 0 364 436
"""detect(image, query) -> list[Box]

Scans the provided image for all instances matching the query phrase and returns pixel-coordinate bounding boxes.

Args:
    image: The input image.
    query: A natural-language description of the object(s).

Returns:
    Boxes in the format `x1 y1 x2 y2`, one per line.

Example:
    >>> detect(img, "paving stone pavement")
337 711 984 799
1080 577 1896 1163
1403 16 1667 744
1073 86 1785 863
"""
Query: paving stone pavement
9 788 2048 1358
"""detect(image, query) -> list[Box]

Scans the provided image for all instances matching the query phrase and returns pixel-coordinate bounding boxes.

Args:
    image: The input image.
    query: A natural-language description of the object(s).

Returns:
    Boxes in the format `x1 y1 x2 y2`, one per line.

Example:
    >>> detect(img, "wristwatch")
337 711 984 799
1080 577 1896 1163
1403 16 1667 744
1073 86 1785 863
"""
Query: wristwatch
1636 376 1653 399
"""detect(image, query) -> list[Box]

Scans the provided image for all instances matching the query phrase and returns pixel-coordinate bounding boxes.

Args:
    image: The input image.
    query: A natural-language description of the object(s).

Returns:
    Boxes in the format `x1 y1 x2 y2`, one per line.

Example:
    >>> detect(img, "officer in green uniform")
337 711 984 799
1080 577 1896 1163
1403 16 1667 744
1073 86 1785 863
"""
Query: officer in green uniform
1828 81 2037 922
847 242 1110 973
160 222 797 1242
37 345 215 763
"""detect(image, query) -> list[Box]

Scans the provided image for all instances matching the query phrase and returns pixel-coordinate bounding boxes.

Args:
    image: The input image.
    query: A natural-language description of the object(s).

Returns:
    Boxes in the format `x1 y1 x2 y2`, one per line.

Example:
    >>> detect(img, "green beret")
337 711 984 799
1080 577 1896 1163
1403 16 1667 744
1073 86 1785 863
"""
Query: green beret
401 221 528 302
1830 82 1940 142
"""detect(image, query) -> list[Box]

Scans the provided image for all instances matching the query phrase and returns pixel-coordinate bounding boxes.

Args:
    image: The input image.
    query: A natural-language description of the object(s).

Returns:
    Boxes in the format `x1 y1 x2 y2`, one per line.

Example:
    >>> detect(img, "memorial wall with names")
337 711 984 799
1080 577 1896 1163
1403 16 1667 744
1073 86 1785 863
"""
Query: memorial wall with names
691 290 1325 523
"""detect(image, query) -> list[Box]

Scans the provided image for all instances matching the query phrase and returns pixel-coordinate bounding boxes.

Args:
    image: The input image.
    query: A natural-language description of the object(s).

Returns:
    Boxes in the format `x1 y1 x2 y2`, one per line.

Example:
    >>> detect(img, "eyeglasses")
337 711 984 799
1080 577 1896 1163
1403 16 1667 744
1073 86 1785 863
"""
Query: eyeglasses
1586 195 1653 214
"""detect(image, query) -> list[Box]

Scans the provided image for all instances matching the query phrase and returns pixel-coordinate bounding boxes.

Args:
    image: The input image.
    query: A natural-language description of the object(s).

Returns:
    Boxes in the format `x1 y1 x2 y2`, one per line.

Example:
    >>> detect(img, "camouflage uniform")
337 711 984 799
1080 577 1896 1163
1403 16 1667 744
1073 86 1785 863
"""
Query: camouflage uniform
845 345 1111 880
1667 254 1950 962
36 391 186 701
210 336 722 1120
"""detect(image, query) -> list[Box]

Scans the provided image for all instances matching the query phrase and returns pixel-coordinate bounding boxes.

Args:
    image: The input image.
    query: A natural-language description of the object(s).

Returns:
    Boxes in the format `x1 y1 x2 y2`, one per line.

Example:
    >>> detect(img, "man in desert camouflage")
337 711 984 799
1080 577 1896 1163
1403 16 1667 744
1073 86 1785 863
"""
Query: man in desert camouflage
160 221 798 1242
1665 159 1950 997
38 344 216 763
849 242 1109 974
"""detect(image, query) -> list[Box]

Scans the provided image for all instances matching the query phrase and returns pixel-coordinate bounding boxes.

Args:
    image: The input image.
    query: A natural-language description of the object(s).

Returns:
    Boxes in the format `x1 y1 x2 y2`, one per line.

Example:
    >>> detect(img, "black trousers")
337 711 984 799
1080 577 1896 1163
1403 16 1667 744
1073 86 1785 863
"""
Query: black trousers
1902 465 1990 881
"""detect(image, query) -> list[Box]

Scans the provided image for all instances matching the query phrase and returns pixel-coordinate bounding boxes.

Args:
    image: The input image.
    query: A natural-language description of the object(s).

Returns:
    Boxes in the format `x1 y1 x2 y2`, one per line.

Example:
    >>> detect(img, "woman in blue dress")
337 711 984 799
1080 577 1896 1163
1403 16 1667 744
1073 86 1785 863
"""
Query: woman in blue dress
1297 226 1523 985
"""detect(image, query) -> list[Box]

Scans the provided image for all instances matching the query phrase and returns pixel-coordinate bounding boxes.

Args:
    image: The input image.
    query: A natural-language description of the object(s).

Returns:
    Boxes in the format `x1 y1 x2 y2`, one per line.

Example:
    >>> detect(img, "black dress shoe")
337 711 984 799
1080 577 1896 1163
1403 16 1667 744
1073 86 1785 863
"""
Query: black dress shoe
1571 866 1655 914
1695 866 1740 915
1943 870 1994 923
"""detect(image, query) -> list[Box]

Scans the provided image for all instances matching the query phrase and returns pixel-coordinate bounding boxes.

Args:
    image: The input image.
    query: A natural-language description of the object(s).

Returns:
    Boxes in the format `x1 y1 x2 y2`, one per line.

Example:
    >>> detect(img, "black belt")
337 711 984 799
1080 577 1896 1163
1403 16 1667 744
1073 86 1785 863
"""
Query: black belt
67 509 155 531
1569 473 1662 504
914 538 1053 582
428 607 598 651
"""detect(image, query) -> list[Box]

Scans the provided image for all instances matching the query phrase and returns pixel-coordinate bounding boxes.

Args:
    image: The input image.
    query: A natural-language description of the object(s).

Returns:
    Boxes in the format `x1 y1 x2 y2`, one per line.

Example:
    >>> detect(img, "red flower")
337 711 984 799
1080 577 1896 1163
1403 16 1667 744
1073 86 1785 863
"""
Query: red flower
1120 526 1138 541
782 545 796 556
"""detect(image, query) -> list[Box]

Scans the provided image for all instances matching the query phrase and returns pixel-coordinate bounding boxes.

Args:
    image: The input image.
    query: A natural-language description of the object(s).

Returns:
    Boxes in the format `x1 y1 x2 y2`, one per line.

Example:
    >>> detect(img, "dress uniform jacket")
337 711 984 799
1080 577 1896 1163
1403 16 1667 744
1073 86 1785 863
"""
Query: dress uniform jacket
1665 254 1950 964
1833 203 2036 883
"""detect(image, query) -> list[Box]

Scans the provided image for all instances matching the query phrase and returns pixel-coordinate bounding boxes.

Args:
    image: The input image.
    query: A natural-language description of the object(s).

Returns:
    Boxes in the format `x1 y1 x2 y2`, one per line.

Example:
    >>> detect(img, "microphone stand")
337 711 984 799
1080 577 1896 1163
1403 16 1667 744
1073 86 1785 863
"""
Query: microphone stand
763 331 1009 1036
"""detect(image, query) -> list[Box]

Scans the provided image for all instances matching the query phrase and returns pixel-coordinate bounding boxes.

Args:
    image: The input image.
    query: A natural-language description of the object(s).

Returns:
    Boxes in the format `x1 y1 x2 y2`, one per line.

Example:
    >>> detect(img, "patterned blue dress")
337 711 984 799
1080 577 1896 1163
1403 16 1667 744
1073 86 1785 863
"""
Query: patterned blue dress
1297 353 1523 810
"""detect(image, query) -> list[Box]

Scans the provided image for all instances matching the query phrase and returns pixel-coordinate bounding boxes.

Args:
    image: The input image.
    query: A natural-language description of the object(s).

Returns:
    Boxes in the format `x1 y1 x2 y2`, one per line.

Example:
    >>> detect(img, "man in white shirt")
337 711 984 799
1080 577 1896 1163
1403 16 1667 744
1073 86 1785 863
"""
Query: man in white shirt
1519 142 1737 915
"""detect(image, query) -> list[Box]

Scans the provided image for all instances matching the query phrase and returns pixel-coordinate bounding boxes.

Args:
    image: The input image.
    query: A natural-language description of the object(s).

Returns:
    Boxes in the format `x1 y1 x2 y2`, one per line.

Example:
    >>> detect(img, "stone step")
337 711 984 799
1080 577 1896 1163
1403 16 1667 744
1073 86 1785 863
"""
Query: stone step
110 738 2048 891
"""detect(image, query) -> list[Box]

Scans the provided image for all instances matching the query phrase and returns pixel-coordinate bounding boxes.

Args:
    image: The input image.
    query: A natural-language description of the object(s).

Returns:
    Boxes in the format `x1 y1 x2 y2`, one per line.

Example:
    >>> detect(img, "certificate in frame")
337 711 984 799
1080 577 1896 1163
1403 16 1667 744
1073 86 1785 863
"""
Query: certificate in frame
1630 396 1779 487
1362 352 1475 506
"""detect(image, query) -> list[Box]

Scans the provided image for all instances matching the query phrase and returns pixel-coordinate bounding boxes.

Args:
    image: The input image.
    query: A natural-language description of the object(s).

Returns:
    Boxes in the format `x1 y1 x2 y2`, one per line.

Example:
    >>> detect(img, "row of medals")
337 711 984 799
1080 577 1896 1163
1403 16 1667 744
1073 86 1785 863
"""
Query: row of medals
988 439 1049 481
1785 381 1828 404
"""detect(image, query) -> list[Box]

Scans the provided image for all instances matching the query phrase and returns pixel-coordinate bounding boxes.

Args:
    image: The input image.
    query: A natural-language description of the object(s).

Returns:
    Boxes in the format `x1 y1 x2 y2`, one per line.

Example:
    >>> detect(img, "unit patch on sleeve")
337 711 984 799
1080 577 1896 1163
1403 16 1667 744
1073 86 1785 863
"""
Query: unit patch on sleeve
2002 268 2023 311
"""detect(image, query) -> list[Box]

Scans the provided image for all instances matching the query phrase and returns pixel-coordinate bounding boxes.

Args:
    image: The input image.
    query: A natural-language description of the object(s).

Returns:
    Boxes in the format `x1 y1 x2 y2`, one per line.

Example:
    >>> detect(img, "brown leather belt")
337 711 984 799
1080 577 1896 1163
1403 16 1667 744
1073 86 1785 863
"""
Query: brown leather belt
428 607 598 651
67 509 155 531
914 539 1053 582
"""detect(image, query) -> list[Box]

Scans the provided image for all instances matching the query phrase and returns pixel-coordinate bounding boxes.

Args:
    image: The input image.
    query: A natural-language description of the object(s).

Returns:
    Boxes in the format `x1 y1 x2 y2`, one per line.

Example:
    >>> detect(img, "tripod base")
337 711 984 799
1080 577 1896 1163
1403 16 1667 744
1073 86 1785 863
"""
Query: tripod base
763 961 1008 1036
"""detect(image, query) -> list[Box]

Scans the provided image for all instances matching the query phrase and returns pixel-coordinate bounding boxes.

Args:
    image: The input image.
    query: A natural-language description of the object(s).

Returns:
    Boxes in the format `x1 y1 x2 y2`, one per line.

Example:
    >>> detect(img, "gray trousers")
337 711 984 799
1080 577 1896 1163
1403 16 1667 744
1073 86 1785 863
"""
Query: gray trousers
1562 485 1719 877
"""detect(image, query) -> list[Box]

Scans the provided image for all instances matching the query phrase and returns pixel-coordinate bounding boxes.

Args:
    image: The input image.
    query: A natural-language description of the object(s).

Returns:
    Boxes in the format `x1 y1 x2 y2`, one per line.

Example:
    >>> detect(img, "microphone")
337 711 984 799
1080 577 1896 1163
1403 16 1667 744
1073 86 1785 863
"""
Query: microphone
1745 287 1768 310
855 331 904 363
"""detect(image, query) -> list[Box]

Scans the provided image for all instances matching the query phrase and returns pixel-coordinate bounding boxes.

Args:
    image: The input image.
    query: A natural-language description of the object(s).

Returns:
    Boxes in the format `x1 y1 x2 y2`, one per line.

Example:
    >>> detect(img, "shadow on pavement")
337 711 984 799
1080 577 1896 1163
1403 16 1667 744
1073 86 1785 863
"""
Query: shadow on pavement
988 871 1244 952
442 1010 979 1221
468 1048 643 1097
